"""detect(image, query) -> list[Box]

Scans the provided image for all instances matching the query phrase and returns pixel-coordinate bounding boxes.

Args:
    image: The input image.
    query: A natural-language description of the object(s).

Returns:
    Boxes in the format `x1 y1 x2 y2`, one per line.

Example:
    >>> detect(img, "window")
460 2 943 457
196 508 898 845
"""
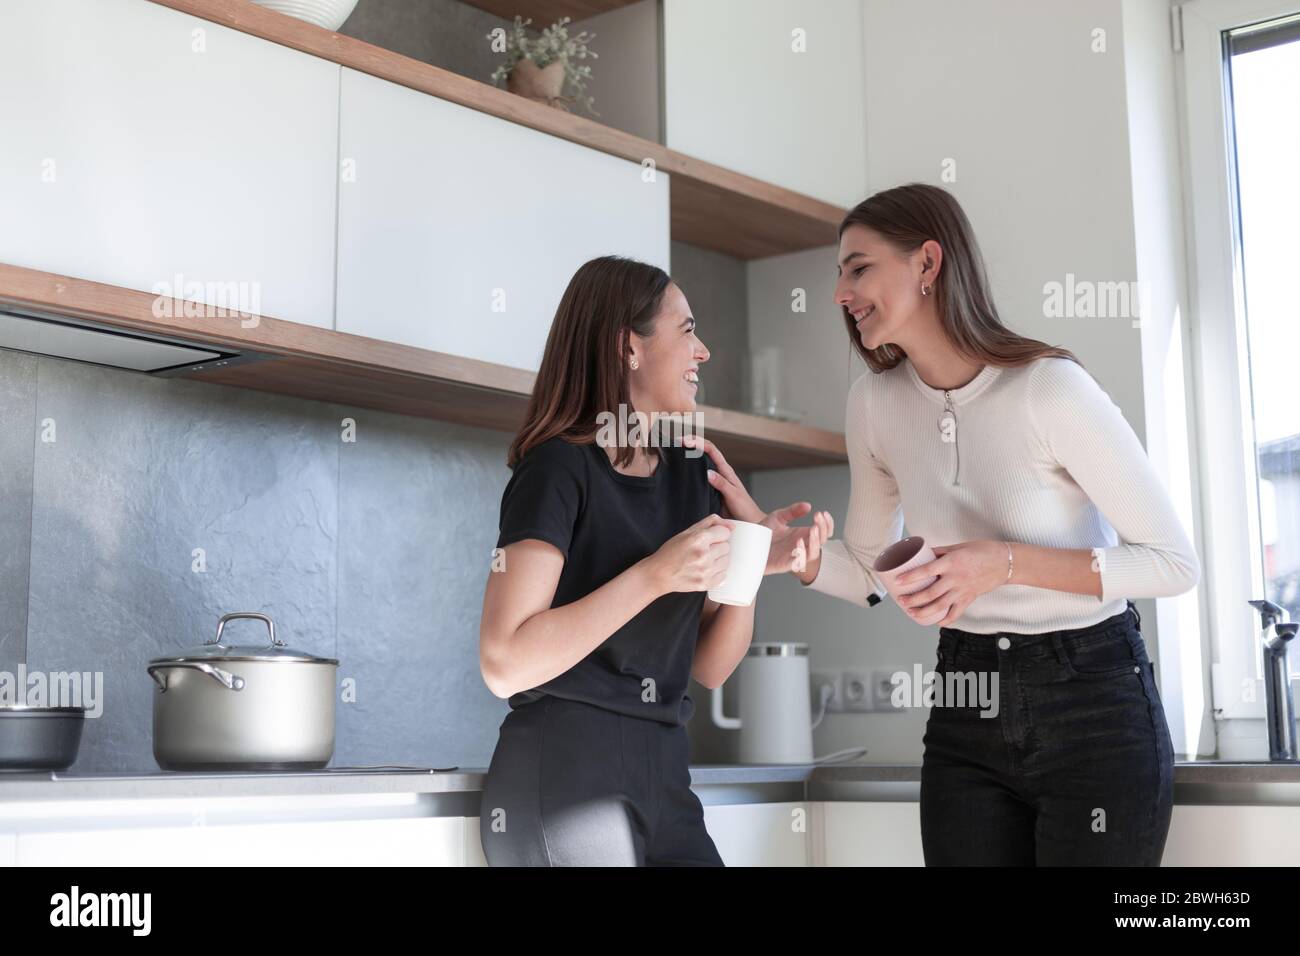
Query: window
1181 0 1300 724
1225 15 1300 635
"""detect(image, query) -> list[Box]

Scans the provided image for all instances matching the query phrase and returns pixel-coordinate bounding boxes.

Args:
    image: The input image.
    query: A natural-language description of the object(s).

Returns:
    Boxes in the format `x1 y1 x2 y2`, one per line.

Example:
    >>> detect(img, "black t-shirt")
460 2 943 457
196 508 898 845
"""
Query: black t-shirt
494 435 722 726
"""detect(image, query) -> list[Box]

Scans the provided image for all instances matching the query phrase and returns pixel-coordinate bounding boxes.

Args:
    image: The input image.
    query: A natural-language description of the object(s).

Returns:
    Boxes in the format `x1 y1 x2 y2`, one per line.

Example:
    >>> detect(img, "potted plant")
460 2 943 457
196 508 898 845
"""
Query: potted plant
488 16 598 116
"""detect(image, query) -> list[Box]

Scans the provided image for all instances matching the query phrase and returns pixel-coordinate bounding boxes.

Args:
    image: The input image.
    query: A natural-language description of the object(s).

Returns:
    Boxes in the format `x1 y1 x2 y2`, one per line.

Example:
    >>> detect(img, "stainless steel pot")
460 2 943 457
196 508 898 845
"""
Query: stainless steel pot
148 612 339 771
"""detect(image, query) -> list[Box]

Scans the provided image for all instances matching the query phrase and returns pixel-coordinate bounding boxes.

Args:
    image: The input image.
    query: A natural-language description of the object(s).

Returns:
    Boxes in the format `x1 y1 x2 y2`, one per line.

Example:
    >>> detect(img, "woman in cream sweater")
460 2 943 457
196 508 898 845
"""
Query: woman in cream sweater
696 182 1199 866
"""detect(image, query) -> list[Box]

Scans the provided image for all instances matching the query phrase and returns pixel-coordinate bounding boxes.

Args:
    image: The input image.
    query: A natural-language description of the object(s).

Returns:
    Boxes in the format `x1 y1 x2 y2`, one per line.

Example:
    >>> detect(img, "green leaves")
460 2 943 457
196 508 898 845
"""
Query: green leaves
487 15 600 116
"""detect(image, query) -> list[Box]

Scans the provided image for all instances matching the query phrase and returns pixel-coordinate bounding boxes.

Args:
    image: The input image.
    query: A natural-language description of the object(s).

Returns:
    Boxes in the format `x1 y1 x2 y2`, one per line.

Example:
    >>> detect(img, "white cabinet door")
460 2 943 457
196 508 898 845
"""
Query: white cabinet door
0 0 339 328
1163 805 1300 865
471 804 810 866
16 817 466 866
464 817 488 867
703 801 811 866
663 0 867 209
819 802 925 866
337 68 671 373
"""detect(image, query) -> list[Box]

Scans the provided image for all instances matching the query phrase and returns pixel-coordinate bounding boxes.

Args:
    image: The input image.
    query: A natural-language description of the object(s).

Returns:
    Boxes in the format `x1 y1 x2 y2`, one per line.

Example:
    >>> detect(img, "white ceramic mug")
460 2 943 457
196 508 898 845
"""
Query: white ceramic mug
708 520 772 607
873 536 948 626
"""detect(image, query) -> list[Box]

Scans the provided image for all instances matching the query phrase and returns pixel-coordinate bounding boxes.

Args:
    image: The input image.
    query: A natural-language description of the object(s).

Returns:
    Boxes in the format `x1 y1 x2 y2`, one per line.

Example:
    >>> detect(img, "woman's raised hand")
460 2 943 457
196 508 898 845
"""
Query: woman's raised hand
681 434 833 577
765 502 811 575
779 508 833 579
681 434 764 522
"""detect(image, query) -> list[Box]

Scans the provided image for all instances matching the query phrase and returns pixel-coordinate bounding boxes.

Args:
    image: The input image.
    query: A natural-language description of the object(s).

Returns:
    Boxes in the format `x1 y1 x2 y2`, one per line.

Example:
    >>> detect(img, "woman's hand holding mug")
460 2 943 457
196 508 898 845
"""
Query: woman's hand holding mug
893 539 1010 627
647 513 733 594
681 435 833 578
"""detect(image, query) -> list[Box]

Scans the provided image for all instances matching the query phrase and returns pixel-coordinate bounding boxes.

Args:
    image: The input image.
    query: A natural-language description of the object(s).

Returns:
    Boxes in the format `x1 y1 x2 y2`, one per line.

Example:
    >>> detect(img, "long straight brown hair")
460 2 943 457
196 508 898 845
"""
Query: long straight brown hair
507 255 671 470
840 183 1081 373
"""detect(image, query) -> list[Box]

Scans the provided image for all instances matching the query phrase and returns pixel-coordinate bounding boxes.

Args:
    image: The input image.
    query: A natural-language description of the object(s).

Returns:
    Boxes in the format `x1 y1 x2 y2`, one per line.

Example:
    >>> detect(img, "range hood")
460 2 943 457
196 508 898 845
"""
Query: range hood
0 306 267 376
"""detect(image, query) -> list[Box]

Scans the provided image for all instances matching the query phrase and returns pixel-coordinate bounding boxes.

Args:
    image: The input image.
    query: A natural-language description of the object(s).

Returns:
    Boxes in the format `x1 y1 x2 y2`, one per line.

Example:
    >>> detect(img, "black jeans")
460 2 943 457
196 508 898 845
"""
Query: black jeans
920 601 1174 865
479 695 724 866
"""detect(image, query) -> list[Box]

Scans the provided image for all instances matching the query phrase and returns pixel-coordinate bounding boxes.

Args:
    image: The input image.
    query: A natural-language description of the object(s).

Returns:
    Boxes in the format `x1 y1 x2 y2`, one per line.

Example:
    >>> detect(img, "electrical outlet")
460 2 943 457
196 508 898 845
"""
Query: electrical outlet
812 669 842 713
842 669 874 712
872 668 907 714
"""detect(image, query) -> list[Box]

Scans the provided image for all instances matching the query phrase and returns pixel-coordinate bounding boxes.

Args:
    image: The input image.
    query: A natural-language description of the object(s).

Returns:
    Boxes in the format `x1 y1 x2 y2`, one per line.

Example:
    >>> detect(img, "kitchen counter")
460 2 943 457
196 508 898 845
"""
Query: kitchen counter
2 758 1298 809
4 760 1299 866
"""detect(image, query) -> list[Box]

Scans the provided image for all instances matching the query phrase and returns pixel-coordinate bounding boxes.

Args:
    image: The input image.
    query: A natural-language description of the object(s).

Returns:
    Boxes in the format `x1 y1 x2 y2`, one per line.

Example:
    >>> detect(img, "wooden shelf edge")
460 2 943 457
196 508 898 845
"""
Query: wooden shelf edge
143 0 846 260
0 262 535 393
0 263 847 470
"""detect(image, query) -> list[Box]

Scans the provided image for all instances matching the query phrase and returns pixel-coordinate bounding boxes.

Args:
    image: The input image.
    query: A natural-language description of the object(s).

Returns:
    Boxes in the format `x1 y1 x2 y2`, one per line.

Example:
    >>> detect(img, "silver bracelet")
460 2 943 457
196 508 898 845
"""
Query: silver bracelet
1005 542 1014 584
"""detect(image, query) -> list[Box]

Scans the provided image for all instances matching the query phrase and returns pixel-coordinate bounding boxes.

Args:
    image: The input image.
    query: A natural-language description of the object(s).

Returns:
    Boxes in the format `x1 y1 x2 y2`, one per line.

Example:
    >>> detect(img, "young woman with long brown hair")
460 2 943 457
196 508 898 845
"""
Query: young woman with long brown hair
698 183 1200 865
477 255 815 866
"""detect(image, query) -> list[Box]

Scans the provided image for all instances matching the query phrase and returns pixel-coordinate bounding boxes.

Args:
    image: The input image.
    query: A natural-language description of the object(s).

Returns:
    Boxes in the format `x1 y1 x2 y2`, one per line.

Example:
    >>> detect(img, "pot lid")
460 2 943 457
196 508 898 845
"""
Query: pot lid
148 612 339 666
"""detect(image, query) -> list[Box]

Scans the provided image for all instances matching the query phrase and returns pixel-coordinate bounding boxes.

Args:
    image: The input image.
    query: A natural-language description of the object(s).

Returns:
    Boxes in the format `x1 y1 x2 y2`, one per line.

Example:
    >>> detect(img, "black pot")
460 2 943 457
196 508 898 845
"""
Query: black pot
0 705 86 771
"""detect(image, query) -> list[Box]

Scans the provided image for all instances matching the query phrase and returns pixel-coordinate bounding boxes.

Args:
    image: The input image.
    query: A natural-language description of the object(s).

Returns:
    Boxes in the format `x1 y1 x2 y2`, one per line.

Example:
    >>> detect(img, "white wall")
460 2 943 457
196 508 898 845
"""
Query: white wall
662 0 869 207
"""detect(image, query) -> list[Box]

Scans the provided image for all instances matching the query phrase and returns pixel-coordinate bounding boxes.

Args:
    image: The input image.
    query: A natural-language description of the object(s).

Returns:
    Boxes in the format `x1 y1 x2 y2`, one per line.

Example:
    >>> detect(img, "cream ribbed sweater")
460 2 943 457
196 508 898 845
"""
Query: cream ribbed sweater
806 356 1200 633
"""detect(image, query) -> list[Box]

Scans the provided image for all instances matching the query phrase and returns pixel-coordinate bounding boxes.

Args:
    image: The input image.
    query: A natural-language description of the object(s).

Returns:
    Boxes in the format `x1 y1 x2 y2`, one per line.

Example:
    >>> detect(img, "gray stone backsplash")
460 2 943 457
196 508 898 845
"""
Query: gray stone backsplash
1 348 511 772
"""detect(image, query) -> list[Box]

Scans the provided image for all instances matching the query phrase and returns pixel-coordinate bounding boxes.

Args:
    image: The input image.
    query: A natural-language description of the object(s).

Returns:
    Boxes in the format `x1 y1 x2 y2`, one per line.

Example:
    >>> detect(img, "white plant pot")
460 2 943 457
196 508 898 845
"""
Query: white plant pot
250 0 360 31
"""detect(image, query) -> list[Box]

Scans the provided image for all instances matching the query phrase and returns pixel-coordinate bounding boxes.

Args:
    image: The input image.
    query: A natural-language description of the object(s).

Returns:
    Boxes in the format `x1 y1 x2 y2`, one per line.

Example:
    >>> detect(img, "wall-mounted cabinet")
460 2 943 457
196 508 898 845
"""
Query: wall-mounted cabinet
0 0 340 329
337 67 669 372
144 0 845 262
0 0 851 466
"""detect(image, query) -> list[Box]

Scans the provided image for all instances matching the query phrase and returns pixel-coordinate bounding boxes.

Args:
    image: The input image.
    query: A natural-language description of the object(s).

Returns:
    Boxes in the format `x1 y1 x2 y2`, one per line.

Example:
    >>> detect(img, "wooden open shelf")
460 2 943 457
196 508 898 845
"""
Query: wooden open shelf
458 0 638 23
0 263 847 471
145 0 845 260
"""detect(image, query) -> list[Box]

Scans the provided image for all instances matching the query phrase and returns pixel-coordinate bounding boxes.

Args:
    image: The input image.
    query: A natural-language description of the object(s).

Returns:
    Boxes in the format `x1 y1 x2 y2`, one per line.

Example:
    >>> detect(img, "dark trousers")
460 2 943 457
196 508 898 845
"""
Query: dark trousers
920 601 1175 865
479 695 724 866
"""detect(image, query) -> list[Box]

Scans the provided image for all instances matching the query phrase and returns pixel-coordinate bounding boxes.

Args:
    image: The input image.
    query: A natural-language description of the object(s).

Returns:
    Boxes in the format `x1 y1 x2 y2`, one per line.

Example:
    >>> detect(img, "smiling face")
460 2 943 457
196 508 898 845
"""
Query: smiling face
626 282 709 417
834 224 943 353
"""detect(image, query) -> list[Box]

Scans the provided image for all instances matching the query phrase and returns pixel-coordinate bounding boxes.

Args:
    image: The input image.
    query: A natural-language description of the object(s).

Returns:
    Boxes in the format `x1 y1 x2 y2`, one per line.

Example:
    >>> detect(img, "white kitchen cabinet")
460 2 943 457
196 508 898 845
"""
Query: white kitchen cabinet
6 805 803 866
464 818 488 867
814 801 1300 866
0 0 339 328
1162 805 1300 865
14 817 466 866
817 801 925 866
10 797 1296 865
703 801 811 866
662 0 868 209
465 808 807 866
336 67 671 373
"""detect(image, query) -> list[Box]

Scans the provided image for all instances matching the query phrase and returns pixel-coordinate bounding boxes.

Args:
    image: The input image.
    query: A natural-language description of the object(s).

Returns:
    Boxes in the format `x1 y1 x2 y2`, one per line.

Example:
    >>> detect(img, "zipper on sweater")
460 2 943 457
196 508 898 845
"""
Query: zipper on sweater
940 390 959 486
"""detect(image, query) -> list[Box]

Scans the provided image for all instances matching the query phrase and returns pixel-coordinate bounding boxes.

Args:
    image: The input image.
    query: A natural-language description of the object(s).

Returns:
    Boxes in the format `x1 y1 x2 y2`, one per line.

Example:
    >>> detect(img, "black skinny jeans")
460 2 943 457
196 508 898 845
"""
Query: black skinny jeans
920 601 1175 865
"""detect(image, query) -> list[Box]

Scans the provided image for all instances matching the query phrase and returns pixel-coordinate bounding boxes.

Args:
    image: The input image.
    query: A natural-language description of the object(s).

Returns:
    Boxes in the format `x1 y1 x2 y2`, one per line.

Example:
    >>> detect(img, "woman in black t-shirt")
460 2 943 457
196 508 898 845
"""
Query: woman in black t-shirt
477 255 831 866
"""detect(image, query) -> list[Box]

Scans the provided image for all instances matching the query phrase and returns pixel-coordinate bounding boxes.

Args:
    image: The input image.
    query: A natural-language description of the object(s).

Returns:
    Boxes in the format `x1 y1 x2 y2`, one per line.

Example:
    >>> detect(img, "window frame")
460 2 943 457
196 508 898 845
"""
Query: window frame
1178 0 1300 721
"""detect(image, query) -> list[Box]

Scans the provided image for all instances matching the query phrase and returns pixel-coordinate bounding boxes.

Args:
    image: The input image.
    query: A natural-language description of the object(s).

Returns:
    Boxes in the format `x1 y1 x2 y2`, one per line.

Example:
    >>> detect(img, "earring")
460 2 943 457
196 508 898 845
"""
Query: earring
629 357 639 370
921 283 932 296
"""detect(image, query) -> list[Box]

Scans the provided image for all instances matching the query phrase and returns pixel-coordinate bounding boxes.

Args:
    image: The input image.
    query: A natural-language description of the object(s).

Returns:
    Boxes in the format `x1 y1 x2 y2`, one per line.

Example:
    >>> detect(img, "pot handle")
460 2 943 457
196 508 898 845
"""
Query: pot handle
212 611 281 648
148 661 246 693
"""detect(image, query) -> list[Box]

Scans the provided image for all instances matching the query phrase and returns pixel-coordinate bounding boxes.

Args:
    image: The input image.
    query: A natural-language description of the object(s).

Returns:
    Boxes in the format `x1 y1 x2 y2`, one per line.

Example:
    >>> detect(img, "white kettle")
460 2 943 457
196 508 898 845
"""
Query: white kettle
710 642 825 763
